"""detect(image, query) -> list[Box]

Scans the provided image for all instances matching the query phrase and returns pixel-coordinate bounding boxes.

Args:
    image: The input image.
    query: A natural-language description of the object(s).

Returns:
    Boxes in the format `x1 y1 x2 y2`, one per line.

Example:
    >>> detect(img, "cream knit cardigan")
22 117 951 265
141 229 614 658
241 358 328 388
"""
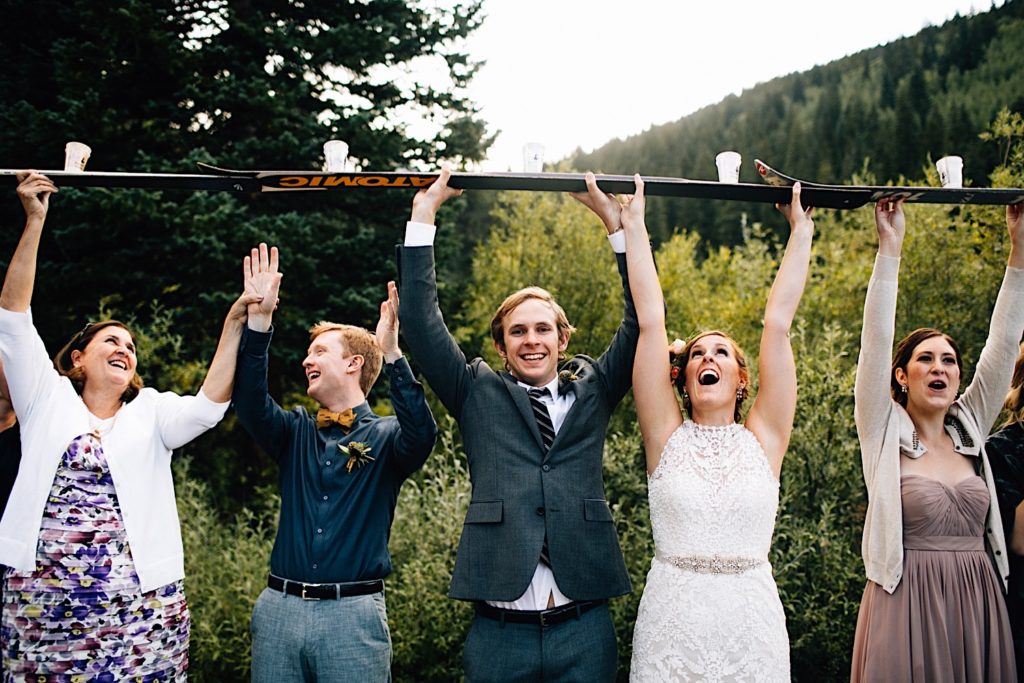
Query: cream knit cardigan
855 254 1024 594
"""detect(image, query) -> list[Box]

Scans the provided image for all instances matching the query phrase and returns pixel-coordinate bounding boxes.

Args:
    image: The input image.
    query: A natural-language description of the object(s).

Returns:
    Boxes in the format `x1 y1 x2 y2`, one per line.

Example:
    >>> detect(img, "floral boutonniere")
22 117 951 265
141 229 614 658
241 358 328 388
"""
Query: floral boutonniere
557 357 589 396
341 441 375 473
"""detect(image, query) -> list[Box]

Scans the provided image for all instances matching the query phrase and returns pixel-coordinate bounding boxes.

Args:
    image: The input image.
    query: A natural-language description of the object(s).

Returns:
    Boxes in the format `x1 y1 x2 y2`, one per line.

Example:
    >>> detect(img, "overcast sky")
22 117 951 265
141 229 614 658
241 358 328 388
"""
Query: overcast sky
461 0 995 170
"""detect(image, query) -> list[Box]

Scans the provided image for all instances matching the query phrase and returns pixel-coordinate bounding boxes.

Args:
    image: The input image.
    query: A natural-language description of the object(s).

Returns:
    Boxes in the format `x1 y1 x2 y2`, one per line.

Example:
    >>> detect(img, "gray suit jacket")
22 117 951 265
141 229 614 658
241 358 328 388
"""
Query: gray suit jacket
398 245 636 601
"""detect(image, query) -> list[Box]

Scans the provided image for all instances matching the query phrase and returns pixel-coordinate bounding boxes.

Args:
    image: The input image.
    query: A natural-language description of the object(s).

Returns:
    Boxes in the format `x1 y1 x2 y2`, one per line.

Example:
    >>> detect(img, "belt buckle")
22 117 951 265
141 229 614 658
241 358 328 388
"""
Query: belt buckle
539 609 549 627
301 583 321 601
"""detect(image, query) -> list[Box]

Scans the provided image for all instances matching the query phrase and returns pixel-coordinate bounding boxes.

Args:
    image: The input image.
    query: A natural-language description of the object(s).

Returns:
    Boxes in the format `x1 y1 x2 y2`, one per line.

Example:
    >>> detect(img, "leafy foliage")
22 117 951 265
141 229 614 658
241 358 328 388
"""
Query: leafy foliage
3 1 1024 680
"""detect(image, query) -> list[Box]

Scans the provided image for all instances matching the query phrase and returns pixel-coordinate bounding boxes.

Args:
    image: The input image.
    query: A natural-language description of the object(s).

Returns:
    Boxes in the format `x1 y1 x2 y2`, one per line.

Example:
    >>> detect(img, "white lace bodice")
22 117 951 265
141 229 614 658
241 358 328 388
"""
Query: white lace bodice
648 421 780 561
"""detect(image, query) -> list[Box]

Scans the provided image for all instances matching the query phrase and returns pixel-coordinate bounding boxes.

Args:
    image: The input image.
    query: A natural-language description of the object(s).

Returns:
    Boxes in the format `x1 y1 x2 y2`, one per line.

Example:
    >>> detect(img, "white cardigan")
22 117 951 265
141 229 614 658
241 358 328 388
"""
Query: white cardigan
855 254 1024 593
0 307 229 592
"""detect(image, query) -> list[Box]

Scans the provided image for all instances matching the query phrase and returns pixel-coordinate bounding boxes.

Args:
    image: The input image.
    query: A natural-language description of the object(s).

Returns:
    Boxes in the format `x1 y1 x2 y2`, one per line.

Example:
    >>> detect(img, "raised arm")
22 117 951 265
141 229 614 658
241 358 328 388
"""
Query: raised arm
613 174 679 472
855 201 904 425
958 205 1024 431
746 183 815 475
199 245 276 402
1 172 58 313
397 166 474 416
569 173 639 407
377 281 437 478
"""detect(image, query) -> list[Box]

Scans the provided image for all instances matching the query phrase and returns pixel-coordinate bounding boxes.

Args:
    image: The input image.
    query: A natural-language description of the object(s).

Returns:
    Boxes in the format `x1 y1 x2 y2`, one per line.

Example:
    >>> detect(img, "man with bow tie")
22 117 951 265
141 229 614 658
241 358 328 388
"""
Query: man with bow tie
232 243 437 682
397 167 638 682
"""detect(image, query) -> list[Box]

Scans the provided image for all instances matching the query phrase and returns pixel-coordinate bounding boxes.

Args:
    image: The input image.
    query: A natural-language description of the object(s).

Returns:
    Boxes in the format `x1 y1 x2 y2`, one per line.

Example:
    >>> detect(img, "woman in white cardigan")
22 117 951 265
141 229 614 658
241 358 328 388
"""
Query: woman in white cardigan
0 172 261 679
850 198 1024 682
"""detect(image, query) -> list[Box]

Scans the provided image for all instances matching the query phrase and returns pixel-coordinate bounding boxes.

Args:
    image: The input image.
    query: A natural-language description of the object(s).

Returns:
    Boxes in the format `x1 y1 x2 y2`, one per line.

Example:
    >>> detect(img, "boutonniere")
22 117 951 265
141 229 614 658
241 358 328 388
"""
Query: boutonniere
558 358 586 395
341 441 375 473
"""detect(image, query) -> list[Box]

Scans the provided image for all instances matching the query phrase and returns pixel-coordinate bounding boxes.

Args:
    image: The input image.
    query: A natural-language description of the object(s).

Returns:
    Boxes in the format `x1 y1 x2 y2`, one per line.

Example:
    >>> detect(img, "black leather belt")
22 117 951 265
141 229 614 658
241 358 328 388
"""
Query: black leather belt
267 575 383 600
475 599 605 627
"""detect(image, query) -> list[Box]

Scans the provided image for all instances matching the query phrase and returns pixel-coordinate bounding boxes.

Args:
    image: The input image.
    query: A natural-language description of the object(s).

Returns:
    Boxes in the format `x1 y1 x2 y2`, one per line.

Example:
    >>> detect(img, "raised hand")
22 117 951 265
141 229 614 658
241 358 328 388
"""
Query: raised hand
620 174 646 232
775 182 815 238
243 243 282 331
570 172 622 235
375 280 402 362
411 163 463 225
872 195 905 258
15 171 58 222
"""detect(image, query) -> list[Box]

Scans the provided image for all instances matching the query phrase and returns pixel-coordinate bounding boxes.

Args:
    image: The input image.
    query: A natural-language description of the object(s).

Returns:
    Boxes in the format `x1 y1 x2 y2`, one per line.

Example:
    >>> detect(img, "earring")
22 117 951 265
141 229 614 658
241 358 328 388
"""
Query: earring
900 384 908 394
681 388 689 400
736 388 744 402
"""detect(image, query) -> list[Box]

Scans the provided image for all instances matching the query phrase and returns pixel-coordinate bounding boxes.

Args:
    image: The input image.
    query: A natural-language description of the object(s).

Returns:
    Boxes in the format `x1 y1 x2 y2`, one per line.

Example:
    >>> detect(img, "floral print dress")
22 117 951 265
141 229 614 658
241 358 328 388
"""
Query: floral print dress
0 432 188 680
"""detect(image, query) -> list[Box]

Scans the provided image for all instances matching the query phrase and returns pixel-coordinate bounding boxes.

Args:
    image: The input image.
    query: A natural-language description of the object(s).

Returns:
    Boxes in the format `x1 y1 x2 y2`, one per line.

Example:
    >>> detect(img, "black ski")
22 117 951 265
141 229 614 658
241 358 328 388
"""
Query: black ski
754 159 1024 207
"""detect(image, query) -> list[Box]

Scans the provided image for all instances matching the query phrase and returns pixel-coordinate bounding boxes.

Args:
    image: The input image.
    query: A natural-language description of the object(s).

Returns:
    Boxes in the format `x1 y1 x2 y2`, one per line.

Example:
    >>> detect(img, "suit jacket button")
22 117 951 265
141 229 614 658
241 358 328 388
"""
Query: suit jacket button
536 507 545 516
542 464 550 472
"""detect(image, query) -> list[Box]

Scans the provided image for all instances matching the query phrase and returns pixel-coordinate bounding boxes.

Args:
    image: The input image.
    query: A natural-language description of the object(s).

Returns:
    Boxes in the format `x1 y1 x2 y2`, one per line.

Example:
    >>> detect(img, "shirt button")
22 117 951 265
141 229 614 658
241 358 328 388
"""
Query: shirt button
536 507 545 516
542 464 550 472
317 528 323 534
312 563 318 569
326 460 332 466
323 495 329 501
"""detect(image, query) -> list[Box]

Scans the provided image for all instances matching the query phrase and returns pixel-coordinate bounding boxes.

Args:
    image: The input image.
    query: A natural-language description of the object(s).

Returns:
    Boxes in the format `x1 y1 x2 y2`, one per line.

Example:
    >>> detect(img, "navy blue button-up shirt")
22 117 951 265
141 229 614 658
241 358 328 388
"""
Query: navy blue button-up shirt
233 327 437 584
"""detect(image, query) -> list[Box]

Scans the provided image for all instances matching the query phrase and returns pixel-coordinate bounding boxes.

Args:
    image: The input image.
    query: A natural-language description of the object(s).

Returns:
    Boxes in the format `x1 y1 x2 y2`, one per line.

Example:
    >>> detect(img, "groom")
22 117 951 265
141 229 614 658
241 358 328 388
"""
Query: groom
397 167 637 681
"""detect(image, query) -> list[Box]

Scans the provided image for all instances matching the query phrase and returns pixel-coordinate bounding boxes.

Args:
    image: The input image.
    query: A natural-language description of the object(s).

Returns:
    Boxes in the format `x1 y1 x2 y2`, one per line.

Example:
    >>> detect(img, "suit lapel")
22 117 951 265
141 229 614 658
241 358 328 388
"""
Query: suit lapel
500 373 546 452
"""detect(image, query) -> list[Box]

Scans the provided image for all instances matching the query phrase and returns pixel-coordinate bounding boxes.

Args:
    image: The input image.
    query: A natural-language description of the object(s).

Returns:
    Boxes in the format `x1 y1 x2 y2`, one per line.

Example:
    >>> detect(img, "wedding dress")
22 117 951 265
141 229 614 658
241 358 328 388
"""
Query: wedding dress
630 421 790 682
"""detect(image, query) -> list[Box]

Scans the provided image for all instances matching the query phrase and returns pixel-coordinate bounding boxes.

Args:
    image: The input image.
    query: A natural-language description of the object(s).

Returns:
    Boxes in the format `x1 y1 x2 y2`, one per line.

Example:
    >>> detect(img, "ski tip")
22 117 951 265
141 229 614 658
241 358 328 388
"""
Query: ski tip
196 161 259 177
753 159 793 187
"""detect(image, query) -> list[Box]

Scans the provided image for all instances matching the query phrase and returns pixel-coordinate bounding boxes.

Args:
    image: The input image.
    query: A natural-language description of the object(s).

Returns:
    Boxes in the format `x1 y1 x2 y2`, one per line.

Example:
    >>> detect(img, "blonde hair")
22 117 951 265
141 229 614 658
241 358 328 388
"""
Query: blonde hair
308 322 382 395
489 287 576 351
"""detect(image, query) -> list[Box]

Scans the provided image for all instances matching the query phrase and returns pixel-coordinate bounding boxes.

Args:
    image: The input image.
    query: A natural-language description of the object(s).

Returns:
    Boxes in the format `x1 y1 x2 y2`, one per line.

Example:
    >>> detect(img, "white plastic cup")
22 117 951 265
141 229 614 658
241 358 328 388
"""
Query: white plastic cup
64 141 91 172
715 151 742 184
323 140 350 172
522 142 545 173
936 155 964 188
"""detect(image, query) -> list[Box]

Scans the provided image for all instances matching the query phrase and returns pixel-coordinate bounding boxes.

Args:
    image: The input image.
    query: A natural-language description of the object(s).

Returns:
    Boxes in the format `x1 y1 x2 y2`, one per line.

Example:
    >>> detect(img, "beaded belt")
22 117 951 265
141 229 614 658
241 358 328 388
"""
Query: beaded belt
658 553 765 574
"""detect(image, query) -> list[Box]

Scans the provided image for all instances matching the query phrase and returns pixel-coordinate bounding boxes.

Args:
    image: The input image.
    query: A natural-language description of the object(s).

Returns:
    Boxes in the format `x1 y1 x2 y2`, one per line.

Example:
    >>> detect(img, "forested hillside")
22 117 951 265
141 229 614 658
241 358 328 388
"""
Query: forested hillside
572 0 1024 243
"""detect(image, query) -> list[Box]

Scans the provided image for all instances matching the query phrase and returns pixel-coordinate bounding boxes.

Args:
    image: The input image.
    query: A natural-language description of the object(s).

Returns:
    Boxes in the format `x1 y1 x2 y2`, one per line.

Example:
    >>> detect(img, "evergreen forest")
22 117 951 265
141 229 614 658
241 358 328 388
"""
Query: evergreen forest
1 1 1024 680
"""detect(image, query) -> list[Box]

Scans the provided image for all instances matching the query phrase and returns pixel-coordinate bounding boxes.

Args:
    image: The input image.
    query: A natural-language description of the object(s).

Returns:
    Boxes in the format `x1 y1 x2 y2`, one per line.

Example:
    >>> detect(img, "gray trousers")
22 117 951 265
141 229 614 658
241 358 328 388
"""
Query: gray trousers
463 602 617 682
250 587 391 683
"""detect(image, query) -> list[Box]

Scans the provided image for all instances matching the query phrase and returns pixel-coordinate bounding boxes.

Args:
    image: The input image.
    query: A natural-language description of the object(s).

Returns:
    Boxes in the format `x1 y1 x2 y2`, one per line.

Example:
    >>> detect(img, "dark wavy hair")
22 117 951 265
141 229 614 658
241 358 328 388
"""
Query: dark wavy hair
53 321 143 403
890 327 962 408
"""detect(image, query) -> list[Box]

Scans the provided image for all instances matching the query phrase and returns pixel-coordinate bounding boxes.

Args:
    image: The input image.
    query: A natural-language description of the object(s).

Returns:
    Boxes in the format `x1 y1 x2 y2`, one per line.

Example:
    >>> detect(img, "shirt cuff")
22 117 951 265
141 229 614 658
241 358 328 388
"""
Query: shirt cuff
404 221 436 247
607 230 626 253
240 326 274 356
385 355 414 384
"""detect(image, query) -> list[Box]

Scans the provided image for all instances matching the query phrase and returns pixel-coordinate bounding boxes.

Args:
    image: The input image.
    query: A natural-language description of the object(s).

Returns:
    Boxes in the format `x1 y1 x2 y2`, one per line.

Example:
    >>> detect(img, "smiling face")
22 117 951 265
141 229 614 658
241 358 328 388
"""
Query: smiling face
895 335 962 415
682 332 748 421
494 298 569 387
70 325 138 392
302 329 364 404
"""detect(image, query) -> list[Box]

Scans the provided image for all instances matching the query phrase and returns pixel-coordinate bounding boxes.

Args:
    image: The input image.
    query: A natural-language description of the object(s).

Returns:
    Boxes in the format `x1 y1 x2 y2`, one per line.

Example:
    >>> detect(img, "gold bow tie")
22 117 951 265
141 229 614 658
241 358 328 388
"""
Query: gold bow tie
316 408 356 432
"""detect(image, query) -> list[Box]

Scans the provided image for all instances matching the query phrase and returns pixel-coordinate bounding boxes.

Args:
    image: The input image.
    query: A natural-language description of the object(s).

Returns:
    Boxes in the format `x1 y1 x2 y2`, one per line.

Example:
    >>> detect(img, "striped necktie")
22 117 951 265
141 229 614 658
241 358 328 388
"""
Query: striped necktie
527 386 554 567
527 387 555 451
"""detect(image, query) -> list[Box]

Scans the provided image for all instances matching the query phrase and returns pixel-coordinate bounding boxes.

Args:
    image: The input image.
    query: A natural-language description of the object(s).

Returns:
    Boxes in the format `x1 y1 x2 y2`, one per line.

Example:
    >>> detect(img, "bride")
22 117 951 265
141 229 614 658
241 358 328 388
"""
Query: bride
621 175 814 680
